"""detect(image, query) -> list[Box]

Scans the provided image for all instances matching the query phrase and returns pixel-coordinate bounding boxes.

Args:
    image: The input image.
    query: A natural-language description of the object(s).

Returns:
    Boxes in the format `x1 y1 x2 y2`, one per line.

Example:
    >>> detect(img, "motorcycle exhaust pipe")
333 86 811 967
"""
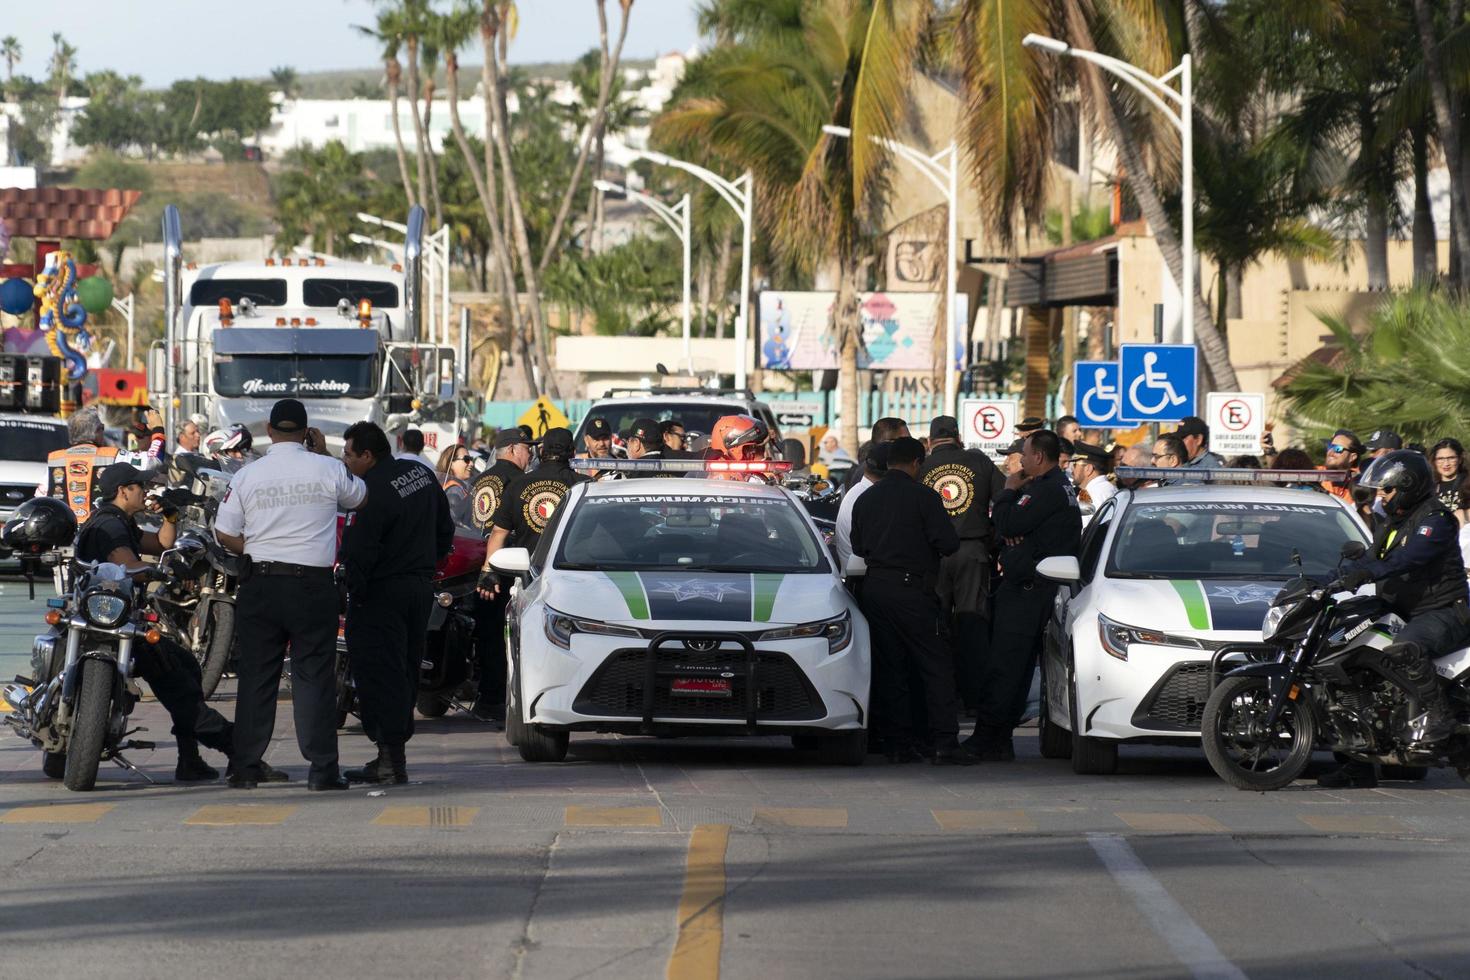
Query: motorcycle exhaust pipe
2 683 31 712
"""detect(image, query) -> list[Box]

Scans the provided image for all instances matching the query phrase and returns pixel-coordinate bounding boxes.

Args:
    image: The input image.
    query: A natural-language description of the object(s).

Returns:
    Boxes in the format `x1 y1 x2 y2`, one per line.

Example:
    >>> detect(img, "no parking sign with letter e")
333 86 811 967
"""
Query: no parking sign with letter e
960 397 1017 460
1205 392 1265 455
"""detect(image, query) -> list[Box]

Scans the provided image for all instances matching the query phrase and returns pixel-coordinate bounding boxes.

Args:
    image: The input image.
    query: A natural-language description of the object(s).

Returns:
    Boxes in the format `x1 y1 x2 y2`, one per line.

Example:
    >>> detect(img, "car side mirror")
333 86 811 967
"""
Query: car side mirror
1036 555 1081 583
490 547 531 577
1341 541 1366 560
844 555 867 578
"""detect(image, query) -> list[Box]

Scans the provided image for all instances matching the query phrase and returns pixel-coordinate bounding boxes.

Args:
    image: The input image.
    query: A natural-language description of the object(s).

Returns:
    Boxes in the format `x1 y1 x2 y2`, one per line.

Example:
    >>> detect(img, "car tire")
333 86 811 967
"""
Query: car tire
518 725 569 763
816 731 867 766
505 657 524 748
1067 673 1117 775
1038 662 1072 760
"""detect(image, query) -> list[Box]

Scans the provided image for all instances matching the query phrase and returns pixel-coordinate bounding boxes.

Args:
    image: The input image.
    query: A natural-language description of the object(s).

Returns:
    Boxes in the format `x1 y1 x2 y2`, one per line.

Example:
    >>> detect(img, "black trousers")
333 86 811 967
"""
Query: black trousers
133 638 233 754
972 581 1054 745
232 573 341 780
346 577 433 747
859 573 961 744
938 539 992 708
473 588 510 705
1396 605 1470 659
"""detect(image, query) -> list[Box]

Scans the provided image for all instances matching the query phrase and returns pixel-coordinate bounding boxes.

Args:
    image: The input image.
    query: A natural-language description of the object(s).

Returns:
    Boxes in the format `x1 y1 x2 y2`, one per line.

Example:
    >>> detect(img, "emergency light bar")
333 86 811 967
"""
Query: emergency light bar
1114 467 1348 485
570 457 794 475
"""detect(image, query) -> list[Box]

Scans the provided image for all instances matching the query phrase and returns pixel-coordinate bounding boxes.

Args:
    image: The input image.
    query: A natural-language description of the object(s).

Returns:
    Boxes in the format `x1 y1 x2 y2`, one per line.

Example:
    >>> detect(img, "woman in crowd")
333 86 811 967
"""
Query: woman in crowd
1430 438 1470 523
436 442 474 527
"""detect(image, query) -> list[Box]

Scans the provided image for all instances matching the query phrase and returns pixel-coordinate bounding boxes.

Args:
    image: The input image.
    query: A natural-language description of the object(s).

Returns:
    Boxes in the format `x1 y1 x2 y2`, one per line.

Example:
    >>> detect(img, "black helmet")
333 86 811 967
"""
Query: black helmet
3 497 78 552
1358 449 1433 516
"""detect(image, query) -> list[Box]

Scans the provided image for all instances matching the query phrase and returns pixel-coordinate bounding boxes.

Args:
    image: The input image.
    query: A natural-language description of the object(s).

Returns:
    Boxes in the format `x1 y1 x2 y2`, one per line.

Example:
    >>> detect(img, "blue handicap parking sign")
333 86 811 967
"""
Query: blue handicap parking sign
1120 344 1197 424
1073 361 1121 427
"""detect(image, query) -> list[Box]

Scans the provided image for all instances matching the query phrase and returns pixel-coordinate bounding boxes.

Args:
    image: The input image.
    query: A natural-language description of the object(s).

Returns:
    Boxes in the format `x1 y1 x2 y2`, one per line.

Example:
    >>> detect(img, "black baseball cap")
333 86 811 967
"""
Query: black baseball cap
1174 416 1209 439
269 398 308 432
540 427 575 456
584 418 613 440
1072 441 1109 464
1016 416 1046 433
929 415 961 440
888 436 926 466
1365 428 1402 451
628 418 661 445
494 428 529 450
1002 438 1024 454
98 462 147 499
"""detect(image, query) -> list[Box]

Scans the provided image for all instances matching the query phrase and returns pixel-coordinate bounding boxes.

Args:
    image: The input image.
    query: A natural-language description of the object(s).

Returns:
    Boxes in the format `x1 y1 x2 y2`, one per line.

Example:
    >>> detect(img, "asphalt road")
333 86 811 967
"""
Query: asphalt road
4 584 1470 980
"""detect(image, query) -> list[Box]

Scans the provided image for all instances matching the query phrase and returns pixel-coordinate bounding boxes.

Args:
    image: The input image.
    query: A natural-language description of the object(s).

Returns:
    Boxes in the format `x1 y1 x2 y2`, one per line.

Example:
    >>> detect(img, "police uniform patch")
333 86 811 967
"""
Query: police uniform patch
1018 494 1032 507
923 463 976 517
473 481 501 529
522 480 569 533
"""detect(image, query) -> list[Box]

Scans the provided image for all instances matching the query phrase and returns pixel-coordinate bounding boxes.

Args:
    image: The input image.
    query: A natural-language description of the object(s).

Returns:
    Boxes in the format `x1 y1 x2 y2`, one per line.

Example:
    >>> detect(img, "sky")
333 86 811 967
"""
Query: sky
0 1 702 87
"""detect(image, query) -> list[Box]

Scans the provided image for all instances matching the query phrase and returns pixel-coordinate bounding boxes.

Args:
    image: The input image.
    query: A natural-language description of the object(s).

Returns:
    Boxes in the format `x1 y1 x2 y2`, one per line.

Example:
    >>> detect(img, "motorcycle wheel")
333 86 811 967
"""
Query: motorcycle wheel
196 602 235 699
63 659 113 792
42 751 65 779
1202 675 1315 792
416 694 450 718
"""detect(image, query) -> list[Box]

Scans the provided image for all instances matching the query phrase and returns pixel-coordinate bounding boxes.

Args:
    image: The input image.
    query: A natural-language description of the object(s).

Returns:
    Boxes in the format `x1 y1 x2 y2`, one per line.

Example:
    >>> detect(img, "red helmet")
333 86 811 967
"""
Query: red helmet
710 415 769 459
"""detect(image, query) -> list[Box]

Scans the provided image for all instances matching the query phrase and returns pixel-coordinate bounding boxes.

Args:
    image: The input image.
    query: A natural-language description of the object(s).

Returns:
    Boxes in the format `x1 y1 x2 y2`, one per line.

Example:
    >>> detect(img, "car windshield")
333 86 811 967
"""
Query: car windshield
1107 500 1368 580
0 418 68 462
555 493 829 573
214 354 378 398
579 403 748 442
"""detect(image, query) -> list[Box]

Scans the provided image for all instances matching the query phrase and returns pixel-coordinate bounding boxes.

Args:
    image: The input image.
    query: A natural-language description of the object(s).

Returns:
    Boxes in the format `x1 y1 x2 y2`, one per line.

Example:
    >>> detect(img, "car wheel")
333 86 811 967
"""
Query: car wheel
1068 676 1117 775
816 731 867 766
505 656 524 748
518 725 569 763
1038 660 1072 760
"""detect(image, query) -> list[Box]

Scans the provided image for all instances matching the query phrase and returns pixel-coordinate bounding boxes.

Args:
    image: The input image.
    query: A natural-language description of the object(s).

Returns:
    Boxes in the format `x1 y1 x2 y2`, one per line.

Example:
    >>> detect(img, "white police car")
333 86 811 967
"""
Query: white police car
1034 468 1370 774
489 458 870 764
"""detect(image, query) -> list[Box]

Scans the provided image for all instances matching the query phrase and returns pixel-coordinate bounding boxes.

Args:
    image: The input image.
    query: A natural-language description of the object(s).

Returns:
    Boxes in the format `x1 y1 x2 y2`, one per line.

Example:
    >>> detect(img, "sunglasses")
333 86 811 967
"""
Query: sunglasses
1326 443 1353 454
453 456 472 464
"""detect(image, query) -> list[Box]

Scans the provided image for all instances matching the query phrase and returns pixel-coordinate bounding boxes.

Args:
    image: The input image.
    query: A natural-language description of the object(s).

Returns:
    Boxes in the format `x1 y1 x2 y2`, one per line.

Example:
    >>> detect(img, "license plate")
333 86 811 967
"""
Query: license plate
671 677 732 697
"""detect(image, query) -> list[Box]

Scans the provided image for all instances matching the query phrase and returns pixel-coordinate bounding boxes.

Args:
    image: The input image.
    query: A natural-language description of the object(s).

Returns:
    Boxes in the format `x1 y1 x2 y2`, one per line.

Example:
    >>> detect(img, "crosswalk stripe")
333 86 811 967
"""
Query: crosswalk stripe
1115 812 1228 833
1298 813 1410 835
373 805 479 828
564 805 663 827
667 824 730 980
931 809 1036 832
184 804 297 826
752 807 847 829
0 802 114 824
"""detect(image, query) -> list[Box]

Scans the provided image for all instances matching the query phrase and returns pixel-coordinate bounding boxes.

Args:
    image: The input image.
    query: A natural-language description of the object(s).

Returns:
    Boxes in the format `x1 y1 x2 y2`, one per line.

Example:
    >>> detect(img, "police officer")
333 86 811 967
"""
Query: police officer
579 417 620 478
968 429 1081 762
919 415 1002 710
214 399 367 790
75 463 244 782
339 421 454 784
851 436 972 765
626 418 665 462
1070 441 1116 511
1320 450 1470 788
45 404 167 521
465 428 532 723
480 427 586 595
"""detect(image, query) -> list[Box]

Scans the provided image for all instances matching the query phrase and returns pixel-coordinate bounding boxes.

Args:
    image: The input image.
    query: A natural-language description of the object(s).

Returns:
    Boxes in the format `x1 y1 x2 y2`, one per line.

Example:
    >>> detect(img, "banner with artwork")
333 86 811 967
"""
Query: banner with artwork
758 290 966 372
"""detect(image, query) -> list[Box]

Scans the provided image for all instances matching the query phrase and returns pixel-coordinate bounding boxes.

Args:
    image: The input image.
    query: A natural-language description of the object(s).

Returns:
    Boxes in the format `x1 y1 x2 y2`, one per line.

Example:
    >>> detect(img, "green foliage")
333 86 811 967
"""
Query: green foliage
273 141 371 255
543 235 682 337
73 152 153 192
1280 291 1470 446
1044 201 1114 246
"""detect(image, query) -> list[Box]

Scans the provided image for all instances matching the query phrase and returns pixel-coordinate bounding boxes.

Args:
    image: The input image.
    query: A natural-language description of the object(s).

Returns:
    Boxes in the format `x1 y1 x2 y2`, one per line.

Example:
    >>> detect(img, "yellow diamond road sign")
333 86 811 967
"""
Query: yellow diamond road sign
518 396 570 438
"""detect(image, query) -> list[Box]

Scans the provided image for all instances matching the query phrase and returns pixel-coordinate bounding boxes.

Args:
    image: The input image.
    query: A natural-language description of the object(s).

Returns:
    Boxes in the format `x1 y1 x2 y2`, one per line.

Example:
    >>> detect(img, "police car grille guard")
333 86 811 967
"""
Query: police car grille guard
647 631 754 733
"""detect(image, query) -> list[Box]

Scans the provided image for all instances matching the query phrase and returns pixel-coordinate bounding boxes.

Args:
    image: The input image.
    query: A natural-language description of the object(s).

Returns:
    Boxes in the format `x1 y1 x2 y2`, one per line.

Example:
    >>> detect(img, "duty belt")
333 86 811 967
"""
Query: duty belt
251 560 334 580
865 566 937 591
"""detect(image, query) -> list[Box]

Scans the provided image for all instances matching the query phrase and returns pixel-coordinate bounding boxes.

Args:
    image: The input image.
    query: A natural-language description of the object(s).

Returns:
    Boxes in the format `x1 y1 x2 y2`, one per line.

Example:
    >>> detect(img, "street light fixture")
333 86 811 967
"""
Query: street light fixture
822 124 961 417
1021 32 1194 344
594 179 694 373
632 150 753 389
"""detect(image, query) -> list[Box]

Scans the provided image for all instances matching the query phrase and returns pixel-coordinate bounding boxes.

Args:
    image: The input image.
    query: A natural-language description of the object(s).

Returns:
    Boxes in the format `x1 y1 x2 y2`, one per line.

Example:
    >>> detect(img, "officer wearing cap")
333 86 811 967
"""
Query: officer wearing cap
919 415 1002 710
1366 429 1403 460
338 421 454 784
214 399 368 791
479 427 587 599
579 417 620 478
1070 441 1116 512
74 463 242 782
967 429 1081 762
851 436 972 765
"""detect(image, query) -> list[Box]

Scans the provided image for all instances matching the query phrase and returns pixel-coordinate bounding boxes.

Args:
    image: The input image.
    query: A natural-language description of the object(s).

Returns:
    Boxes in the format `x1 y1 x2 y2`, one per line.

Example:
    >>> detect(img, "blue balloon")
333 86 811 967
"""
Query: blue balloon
0 278 32 316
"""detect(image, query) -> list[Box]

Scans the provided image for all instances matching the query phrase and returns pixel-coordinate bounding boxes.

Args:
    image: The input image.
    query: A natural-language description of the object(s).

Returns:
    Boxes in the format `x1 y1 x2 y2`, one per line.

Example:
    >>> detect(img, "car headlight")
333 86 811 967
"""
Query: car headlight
759 612 852 655
1261 602 1293 641
1096 613 1169 662
543 608 643 649
83 590 130 630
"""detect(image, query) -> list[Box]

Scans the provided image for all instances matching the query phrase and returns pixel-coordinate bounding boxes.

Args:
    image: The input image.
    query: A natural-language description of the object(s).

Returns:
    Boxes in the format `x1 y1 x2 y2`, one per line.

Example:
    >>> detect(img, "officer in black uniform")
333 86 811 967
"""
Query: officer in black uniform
466 428 531 723
1320 450 1470 788
339 421 455 784
480 427 586 594
851 437 972 765
968 429 1081 761
919 415 1003 709
74 463 239 782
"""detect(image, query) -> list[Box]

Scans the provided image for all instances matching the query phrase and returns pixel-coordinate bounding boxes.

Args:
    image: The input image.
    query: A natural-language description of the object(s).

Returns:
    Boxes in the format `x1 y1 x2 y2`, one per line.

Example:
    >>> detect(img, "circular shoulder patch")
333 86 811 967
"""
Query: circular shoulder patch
522 480 569 533
472 478 501 530
924 462 975 517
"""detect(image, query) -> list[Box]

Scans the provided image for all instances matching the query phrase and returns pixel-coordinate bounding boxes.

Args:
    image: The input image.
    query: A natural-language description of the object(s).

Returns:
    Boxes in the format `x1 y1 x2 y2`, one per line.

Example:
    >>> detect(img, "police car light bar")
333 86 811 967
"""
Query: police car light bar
1114 467 1348 485
570 458 794 475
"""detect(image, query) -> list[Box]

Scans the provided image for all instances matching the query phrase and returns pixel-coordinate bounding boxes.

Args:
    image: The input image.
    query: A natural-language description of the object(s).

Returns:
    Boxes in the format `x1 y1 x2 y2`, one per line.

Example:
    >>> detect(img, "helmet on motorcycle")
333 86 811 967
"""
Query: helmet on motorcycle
1357 449 1433 516
2 497 78 552
205 424 253 458
710 415 769 460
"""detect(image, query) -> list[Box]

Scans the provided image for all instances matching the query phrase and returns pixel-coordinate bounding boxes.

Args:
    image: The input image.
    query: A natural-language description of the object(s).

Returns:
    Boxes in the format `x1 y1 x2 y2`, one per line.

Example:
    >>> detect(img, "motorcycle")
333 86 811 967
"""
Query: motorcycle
1201 543 1470 791
414 528 486 717
4 556 169 791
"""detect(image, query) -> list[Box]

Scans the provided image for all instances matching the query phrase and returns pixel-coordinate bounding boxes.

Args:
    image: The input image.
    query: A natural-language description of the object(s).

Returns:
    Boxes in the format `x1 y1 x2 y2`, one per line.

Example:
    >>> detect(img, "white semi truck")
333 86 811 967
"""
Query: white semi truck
152 205 469 455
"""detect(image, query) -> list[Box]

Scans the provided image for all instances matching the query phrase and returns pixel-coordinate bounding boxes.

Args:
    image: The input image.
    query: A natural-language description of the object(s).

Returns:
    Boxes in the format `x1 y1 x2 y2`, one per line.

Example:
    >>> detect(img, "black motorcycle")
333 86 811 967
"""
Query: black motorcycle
1202 544 1470 791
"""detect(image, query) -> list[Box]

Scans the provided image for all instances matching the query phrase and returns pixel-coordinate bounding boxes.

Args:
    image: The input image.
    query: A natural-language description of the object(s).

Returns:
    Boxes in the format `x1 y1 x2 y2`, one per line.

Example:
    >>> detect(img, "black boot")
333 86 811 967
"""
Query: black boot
384 743 408 784
1402 656 1456 746
174 738 219 782
345 744 390 784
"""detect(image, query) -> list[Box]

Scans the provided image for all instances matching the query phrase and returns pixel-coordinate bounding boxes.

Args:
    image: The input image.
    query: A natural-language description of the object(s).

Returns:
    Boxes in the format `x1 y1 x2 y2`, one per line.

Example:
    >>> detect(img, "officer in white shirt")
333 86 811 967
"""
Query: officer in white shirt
215 398 367 791
1070 441 1117 518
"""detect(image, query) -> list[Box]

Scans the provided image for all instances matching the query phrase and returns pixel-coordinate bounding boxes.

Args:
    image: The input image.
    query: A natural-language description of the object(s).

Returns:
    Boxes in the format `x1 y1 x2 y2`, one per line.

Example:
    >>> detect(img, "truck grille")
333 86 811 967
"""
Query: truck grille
573 647 824 721
1132 662 1211 732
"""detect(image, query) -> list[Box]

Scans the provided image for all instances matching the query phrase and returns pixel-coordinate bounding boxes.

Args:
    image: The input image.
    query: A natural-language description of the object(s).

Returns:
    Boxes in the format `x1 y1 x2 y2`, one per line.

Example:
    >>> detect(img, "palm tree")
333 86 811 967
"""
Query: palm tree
48 32 76 103
355 12 418 207
274 141 371 255
269 66 299 99
1 36 20 89
1410 0 1470 289
656 0 928 453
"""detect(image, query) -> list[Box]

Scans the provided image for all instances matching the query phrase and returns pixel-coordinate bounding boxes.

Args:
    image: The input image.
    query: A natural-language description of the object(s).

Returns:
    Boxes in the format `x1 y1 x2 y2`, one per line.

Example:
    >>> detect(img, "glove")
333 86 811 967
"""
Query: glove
1332 569 1372 592
477 570 498 593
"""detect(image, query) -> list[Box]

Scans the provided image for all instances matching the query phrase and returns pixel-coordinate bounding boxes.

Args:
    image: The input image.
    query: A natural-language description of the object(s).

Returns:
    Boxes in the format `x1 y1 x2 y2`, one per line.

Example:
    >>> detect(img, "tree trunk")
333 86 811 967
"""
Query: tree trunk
834 259 861 459
421 76 443 228
1412 119 1438 287
405 35 431 211
696 248 712 339
712 227 734 338
1226 263 1242 320
1364 194 1390 291
1412 0 1470 290
386 61 417 207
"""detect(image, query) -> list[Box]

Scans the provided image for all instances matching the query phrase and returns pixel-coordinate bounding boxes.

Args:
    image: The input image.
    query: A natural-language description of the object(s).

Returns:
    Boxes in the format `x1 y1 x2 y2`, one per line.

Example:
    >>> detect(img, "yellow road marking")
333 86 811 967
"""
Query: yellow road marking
931 809 1036 832
1115 812 1228 833
373 805 479 828
667 824 730 980
184 804 297 826
0 803 114 824
1298 813 1409 835
564 805 662 828
752 807 847 829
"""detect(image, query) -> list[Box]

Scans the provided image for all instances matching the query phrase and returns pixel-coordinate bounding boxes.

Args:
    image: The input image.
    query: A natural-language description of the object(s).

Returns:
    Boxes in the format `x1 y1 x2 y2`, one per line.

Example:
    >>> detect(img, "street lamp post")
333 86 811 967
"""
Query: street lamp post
1022 33 1194 345
822 125 961 418
632 151 753 389
594 179 693 372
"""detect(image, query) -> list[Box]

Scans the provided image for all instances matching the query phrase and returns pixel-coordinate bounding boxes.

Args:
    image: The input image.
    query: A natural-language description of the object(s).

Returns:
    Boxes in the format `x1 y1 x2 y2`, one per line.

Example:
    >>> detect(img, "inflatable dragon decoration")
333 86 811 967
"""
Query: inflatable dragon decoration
33 251 91 380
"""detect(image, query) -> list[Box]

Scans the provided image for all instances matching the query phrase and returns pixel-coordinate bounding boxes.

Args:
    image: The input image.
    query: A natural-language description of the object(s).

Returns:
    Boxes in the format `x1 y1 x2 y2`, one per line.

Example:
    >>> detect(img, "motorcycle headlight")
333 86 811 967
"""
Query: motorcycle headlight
83 590 130 630
543 608 643 650
759 612 852 654
1261 602 1294 641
